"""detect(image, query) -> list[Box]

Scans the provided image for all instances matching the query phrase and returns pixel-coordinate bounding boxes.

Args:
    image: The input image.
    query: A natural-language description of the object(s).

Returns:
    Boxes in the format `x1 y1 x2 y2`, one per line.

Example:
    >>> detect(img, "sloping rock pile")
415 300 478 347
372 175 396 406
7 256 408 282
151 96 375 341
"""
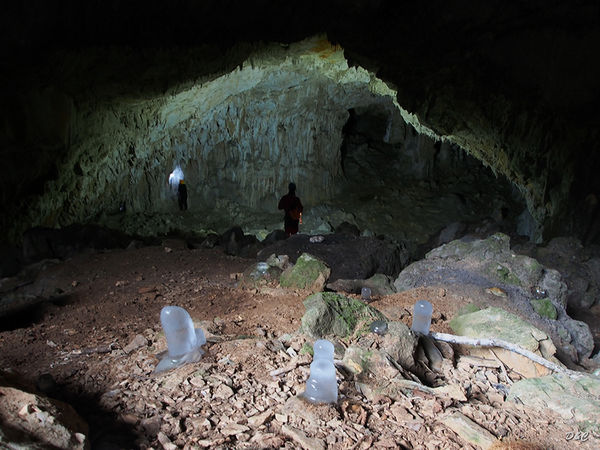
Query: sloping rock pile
394 233 594 366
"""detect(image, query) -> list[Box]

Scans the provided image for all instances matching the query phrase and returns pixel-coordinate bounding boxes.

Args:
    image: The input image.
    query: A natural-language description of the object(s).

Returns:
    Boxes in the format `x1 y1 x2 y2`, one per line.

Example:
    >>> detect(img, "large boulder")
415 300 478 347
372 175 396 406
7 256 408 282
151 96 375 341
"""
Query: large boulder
508 373 600 425
259 232 409 281
381 321 418 369
221 226 263 258
394 233 594 364
450 307 562 378
0 372 89 449
280 253 330 292
326 273 396 295
514 236 600 310
301 292 387 338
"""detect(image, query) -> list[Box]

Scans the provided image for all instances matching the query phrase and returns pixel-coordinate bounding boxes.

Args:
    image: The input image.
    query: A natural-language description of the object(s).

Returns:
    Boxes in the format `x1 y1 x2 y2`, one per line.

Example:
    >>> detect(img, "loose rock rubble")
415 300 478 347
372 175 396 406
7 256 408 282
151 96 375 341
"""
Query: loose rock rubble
1 245 599 448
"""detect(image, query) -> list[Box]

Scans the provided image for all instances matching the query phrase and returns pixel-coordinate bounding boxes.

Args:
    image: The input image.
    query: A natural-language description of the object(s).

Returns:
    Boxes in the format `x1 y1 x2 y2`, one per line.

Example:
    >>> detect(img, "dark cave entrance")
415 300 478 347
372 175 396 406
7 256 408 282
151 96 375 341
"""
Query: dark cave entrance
337 106 527 252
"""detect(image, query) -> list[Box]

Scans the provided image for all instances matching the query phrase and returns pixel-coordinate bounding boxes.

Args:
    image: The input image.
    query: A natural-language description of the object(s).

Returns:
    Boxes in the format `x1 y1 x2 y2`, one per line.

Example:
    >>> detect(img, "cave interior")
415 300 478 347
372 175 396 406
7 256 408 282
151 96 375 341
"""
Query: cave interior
1 1 600 445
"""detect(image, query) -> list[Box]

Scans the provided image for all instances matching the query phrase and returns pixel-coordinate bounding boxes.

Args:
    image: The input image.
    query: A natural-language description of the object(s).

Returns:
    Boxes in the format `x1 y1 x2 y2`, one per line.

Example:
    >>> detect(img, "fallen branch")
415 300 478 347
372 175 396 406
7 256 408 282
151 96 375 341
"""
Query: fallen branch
430 331 584 379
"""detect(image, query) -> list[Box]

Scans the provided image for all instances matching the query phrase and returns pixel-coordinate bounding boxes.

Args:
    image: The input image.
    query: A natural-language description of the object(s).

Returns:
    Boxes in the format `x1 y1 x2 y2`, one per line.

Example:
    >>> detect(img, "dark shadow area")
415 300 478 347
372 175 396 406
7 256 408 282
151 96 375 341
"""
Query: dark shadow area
336 103 527 252
66 391 140 449
40 377 140 449
0 295 74 331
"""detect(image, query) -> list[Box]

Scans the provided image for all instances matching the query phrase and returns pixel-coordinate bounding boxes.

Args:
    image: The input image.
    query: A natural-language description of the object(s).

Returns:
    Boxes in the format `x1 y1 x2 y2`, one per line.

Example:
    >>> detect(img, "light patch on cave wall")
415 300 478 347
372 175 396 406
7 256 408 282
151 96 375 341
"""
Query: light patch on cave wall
26 34 527 242
49 35 410 222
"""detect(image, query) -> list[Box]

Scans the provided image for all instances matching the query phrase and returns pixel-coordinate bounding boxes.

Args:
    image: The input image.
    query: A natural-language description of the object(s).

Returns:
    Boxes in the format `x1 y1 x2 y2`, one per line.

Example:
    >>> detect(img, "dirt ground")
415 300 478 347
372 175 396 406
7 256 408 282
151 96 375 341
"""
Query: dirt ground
0 243 598 449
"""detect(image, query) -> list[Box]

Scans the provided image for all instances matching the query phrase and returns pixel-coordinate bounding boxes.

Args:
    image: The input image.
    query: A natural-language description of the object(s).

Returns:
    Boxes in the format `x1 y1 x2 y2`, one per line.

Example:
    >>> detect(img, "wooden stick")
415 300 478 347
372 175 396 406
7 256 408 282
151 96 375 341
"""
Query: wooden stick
430 331 584 379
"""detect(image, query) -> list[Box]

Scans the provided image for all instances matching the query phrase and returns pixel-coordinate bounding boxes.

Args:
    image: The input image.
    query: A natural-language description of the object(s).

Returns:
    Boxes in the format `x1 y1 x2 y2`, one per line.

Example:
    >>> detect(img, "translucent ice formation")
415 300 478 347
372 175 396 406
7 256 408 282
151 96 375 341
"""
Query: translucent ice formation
411 300 433 335
361 287 372 301
154 306 206 373
369 319 388 336
313 339 334 361
303 339 337 404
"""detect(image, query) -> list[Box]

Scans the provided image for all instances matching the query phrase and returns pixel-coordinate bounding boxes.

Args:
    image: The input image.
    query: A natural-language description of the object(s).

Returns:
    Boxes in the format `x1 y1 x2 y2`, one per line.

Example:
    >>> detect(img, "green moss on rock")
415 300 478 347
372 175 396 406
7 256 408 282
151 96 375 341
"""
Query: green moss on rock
301 292 387 338
449 307 547 351
456 303 481 316
299 342 314 356
493 264 522 286
530 298 557 320
280 253 330 290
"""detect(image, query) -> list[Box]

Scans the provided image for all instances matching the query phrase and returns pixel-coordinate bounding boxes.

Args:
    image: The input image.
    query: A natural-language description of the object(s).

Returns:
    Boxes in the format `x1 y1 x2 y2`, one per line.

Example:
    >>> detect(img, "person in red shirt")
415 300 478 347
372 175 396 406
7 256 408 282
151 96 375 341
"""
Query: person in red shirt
278 182 303 236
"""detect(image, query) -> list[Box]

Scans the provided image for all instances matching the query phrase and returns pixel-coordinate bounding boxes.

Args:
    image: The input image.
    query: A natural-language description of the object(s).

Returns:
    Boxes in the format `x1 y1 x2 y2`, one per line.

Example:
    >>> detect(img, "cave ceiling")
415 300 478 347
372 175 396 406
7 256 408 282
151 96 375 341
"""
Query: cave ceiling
1 1 599 244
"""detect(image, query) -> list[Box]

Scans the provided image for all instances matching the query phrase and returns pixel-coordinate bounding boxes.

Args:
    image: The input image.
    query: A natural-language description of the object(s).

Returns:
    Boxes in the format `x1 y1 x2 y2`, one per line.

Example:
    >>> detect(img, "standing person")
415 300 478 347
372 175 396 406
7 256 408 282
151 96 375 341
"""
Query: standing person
278 182 303 236
178 179 188 211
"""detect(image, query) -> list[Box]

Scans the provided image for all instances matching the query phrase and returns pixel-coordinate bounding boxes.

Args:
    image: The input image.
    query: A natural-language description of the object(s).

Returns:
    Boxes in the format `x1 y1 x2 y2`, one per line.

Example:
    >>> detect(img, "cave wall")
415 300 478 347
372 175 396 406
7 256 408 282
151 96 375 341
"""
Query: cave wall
1 1 599 244
2 37 408 241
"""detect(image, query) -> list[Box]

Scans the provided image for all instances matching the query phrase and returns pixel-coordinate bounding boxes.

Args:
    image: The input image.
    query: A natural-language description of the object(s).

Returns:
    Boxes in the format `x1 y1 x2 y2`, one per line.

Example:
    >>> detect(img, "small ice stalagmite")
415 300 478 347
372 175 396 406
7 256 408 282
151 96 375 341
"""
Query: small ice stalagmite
154 306 206 373
411 299 433 335
361 287 372 301
313 339 334 361
303 339 337 404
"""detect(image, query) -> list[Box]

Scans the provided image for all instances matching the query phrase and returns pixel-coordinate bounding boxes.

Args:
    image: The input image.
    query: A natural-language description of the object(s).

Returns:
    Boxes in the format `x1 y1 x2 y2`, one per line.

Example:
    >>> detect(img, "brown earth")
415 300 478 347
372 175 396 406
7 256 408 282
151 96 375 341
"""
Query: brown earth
0 243 598 449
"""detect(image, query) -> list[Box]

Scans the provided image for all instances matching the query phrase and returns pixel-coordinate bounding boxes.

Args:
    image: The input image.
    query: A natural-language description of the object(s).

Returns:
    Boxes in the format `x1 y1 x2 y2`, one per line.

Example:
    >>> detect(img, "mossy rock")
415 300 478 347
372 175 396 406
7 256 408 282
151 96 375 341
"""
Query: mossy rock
491 263 522 286
449 307 547 352
301 292 387 338
426 233 511 260
456 303 481 316
280 253 330 291
530 298 557 320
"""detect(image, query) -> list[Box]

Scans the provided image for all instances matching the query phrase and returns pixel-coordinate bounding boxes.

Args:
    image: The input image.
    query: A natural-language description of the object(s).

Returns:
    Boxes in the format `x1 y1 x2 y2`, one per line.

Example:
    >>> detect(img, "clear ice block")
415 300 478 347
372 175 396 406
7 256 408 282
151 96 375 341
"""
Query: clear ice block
155 306 205 373
304 358 338 404
411 300 433 334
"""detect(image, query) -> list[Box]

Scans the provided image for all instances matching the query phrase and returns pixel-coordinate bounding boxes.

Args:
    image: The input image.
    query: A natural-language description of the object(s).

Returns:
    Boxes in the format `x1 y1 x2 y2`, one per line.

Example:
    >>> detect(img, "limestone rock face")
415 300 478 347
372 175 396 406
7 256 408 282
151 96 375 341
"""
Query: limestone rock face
450 307 560 378
508 373 600 425
394 233 594 363
2 3 600 247
5 36 407 242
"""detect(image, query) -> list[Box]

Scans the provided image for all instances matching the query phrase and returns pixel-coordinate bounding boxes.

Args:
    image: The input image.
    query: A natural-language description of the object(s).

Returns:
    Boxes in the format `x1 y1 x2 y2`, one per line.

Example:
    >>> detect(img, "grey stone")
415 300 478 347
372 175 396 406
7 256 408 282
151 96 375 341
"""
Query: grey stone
563 319 594 360
508 373 600 424
394 233 593 365
381 321 417 369
300 292 387 339
280 253 330 291
441 411 497 449
450 307 561 378
326 273 396 295
123 334 148 354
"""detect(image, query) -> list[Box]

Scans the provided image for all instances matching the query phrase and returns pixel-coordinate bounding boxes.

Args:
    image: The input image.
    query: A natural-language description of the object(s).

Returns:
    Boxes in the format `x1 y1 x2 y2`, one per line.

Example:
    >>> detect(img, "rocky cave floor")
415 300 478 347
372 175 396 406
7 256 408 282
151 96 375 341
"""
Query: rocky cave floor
1 243 599 449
